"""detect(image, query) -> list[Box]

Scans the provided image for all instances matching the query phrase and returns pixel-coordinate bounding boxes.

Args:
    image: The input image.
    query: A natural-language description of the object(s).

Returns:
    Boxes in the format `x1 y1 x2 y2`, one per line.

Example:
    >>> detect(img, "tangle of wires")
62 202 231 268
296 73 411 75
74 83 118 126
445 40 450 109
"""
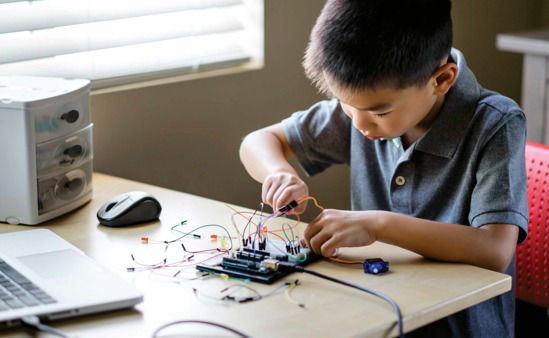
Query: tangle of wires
126 221 235 278
128 197 324 277
144 197 404 337
192 277 302 305
227 196 324 261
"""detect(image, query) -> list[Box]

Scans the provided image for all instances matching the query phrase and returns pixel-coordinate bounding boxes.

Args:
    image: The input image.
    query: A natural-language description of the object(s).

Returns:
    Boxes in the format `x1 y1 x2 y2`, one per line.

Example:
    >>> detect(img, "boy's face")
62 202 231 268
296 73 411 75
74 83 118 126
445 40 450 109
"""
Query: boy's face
326 76 442 142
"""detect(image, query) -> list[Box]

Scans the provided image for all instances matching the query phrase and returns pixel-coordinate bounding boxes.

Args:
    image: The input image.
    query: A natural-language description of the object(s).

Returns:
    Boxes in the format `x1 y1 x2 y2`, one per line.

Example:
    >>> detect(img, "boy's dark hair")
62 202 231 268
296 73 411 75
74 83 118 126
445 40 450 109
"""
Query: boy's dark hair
304 0 453 94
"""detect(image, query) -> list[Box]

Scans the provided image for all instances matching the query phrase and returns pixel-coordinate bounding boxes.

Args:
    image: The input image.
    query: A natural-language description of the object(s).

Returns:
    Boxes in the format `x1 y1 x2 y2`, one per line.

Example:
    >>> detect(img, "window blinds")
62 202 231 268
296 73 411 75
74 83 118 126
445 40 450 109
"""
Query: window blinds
0 0 263 88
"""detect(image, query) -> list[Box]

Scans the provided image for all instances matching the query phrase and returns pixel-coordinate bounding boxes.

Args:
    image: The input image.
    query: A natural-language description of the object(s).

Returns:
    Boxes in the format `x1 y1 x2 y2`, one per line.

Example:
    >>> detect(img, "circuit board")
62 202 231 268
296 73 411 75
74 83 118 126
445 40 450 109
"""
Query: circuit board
196 240 318 284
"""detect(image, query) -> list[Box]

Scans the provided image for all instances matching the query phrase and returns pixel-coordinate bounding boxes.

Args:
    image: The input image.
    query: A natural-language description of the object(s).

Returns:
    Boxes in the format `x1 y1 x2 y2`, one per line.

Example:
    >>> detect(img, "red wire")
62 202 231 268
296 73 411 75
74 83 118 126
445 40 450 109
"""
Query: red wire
189 251 228 266
248 230 287 242
130 250 229 272
232 209 303 244
267 213 301 233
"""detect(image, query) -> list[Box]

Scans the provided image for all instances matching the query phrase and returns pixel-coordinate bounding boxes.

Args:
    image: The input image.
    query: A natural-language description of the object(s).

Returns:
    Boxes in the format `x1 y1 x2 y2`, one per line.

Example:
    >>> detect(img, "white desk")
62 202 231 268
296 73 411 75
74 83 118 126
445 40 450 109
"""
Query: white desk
0 173 512 337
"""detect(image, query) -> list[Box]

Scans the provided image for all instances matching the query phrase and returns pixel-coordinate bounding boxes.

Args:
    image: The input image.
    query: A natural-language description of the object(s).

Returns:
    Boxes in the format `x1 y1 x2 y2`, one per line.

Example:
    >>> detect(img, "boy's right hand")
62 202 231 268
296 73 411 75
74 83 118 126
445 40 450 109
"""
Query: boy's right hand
262 172 309 214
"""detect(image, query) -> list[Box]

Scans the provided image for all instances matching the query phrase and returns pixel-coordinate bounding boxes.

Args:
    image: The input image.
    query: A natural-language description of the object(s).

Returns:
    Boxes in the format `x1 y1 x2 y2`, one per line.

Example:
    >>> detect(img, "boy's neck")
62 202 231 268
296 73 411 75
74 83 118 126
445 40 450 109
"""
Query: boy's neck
401 94 446 148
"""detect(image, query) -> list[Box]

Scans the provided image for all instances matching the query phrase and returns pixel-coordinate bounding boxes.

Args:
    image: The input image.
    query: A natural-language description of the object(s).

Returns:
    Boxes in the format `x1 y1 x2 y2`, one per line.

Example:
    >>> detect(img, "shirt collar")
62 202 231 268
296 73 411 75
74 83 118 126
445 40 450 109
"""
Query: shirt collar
414 48 481 159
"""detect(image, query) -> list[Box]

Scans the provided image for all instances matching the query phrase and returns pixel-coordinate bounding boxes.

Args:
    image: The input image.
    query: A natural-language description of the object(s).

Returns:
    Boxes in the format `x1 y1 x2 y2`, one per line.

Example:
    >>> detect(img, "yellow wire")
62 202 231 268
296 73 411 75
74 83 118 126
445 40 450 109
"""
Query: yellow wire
284 282 306 308
297 196 325 211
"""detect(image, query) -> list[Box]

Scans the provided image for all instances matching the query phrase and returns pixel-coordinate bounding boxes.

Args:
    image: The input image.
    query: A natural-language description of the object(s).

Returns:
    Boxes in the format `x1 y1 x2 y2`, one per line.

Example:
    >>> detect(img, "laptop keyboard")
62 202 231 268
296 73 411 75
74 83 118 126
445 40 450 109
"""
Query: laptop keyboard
0 258 56 311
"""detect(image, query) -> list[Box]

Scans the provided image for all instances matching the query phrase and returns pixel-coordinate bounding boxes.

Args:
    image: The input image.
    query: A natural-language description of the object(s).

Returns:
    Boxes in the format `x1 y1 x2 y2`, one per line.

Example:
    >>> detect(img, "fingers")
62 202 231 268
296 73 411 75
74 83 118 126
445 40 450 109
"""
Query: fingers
261 177 276 208
306 226 343 257
261 178 273 207
304 224 341 257
303 210 344 257
303 212 325 250
320 237 341 258
261 173 308 212
275 185 308 214
309 230 332 255
271 181 290 210
302 210 377 257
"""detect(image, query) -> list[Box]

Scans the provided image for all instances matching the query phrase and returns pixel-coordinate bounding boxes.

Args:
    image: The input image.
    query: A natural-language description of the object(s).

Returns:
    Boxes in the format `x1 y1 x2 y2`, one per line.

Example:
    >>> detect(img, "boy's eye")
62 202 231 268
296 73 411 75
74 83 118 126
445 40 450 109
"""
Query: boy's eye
372 111 391 118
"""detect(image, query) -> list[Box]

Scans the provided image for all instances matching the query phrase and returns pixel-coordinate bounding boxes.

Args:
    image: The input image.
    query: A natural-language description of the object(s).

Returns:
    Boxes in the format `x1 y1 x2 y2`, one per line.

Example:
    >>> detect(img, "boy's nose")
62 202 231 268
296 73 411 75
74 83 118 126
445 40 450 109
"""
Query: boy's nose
352 113 375 133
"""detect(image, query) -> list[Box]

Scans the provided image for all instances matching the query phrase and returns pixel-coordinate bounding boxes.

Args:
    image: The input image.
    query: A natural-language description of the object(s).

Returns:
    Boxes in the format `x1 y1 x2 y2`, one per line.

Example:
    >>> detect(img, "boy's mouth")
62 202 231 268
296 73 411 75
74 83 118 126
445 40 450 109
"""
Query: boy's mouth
359 129 380 140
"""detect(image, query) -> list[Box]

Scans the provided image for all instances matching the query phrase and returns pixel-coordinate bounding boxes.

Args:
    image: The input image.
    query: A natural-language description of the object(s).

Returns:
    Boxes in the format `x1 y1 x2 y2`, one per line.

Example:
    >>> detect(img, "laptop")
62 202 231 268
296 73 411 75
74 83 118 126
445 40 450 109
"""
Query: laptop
0 229 143 327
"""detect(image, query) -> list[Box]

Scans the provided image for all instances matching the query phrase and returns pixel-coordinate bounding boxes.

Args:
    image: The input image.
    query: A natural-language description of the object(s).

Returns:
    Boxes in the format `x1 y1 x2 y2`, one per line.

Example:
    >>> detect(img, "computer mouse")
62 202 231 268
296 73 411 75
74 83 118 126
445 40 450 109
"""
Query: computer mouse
97 191 161 227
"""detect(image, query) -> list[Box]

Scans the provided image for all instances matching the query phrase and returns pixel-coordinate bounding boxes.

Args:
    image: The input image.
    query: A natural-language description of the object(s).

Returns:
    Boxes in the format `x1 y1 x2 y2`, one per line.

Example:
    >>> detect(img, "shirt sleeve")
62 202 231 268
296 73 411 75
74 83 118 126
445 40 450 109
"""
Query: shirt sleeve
282 99 351 176
469 111 529 243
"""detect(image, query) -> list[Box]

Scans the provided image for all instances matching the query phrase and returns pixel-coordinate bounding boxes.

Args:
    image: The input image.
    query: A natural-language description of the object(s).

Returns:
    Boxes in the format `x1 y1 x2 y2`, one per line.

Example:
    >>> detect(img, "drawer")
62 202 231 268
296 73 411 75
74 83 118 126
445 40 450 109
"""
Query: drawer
33 91 91 143
36 124 93 177
37 160 93 215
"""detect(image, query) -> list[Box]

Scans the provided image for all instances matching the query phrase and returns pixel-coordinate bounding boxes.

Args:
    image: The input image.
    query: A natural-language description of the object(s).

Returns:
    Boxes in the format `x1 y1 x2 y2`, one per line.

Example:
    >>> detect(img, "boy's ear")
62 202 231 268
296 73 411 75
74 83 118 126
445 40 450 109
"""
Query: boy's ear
432 62 458 95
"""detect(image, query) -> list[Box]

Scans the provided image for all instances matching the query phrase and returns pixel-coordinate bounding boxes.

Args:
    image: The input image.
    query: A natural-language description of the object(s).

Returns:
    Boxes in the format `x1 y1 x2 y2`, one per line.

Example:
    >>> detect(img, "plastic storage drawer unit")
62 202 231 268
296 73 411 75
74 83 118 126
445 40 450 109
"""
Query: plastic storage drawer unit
0 76 93 225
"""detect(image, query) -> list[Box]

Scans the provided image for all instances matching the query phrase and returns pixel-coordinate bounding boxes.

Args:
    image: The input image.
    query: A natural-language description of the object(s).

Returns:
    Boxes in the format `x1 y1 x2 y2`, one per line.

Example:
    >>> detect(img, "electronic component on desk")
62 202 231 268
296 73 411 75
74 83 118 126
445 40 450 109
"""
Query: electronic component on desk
277 200 298 212
196 240 318 284
363 258 389 275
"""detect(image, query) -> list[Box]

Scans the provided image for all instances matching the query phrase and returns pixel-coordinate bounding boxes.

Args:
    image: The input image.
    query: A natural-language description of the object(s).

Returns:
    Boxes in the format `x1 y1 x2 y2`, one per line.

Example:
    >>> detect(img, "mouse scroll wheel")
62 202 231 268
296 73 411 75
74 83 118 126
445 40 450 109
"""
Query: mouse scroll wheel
105 202 117 212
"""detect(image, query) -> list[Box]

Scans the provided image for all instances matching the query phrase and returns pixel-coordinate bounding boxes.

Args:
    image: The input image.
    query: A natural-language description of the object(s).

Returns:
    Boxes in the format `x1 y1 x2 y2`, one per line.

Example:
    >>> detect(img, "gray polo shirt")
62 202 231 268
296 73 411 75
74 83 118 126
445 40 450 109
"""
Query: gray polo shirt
282 48 528 337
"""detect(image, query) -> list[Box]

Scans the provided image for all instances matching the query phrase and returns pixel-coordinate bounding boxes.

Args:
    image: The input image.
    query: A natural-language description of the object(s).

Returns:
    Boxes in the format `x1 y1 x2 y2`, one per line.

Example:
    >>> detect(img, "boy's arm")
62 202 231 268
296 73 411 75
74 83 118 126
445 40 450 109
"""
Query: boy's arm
239 123 309 212
239 123 296 183
303 209 519 273
378 213 519 272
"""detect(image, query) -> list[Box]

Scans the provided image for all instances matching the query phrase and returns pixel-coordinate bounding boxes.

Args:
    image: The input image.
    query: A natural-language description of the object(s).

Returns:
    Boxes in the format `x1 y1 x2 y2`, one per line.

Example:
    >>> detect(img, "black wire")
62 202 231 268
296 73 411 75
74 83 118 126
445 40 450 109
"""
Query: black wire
296 266 404 338
151 319 250 338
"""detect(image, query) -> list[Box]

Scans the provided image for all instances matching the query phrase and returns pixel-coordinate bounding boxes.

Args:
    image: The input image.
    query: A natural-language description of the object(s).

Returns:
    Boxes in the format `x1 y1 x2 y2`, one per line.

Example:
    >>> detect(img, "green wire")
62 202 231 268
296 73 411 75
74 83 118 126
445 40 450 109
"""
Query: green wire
171 221 199 237
171 221 234 250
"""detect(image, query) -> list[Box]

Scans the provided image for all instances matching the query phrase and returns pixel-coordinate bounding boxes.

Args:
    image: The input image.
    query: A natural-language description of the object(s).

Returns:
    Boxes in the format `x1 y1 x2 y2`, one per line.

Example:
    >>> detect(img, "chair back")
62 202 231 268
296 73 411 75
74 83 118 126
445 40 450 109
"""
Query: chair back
516 142 549 307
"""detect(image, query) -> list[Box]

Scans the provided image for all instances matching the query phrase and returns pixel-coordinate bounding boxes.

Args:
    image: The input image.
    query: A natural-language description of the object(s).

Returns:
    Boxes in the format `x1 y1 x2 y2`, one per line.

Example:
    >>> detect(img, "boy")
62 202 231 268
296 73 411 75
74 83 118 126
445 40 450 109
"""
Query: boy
239 0 528 336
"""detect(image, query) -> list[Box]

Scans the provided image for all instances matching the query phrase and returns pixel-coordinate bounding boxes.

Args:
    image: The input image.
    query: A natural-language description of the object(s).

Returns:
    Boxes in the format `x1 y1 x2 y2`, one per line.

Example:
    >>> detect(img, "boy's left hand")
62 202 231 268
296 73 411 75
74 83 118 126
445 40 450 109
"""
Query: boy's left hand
302 209 384 257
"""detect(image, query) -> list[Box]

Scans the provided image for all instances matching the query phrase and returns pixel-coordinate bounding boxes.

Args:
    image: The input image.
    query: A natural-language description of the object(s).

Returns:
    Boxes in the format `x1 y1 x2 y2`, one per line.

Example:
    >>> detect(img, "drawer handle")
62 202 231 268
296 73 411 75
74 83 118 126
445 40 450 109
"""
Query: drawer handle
60 110 79 123
63 145 83 158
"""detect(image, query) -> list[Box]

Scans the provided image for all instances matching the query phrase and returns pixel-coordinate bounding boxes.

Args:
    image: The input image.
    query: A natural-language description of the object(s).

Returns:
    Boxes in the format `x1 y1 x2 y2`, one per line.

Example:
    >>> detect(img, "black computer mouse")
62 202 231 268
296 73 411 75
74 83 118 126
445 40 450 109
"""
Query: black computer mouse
97 191 161 227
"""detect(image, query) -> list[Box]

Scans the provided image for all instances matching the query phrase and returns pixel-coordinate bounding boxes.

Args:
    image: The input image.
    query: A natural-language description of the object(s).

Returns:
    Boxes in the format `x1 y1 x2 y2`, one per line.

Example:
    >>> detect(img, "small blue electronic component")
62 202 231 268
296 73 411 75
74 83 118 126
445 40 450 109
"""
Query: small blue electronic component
363 258 389 275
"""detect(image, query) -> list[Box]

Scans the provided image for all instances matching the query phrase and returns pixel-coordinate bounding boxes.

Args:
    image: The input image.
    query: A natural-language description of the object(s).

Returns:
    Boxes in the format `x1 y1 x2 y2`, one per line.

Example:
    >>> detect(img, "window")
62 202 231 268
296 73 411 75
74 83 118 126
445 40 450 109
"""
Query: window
0 0 264 89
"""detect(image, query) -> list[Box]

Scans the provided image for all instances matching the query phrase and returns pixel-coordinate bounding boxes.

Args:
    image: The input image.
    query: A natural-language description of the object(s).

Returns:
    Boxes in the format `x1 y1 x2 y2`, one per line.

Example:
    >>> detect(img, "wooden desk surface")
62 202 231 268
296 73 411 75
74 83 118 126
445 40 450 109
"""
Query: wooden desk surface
0 173 511 338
